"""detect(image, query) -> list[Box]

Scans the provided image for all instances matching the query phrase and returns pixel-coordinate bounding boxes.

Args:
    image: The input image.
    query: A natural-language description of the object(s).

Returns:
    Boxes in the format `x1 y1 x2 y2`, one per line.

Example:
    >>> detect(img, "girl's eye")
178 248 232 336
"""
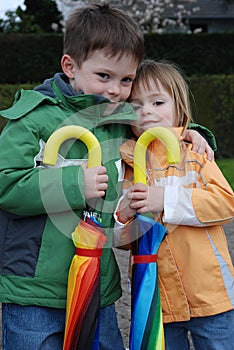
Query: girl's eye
131 103 141 111
154 100 164 106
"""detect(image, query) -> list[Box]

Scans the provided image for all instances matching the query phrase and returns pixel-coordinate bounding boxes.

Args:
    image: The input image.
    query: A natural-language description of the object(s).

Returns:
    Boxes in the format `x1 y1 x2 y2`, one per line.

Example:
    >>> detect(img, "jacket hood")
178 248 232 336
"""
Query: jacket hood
34 72 108 105
0 73 114 122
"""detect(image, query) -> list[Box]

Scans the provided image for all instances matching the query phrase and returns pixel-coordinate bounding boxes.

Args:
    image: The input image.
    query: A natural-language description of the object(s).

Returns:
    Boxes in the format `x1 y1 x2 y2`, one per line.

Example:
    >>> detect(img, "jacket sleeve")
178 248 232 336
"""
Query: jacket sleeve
163 159 234 227
188 122 217 151
0 117 86 215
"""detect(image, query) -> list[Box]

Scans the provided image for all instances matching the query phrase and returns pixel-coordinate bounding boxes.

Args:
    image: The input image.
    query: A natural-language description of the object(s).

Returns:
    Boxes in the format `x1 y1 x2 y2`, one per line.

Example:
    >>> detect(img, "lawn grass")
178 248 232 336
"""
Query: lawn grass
216 158 234 190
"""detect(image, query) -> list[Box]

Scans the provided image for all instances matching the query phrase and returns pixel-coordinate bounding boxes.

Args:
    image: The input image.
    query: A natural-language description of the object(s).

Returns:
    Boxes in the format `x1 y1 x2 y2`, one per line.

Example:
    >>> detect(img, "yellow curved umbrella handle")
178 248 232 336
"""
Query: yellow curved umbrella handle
43 125 102 168
134 127 180 185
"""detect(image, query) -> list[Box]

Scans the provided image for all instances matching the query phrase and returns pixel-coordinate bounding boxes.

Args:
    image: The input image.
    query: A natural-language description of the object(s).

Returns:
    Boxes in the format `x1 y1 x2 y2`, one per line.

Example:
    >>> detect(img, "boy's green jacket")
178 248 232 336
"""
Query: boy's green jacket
0 73 216 310
0 73 136 308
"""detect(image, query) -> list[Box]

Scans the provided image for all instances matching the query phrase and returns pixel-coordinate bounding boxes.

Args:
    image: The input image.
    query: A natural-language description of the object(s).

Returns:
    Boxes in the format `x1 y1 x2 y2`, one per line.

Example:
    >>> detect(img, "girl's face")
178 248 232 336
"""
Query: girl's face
130 78 176 137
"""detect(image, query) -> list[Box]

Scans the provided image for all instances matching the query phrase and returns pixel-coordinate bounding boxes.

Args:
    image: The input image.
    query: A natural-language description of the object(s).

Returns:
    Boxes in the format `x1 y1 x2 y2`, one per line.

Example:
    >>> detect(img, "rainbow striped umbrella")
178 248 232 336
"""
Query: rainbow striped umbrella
43 126 106 350
130 127 180 350
63 218 106 350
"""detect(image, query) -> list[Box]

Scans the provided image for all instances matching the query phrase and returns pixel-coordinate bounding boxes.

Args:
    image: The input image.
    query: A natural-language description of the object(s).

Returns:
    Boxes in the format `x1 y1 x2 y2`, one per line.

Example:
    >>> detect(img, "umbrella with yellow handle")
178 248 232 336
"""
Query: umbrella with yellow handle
43 125 102 167
130 127 180 350
133 127 180 184
43 125 107 350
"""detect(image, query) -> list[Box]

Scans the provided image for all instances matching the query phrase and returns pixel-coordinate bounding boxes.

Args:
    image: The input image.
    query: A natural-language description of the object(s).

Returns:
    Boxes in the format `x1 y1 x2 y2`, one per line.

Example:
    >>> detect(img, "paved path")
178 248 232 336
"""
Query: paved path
0 222 233 349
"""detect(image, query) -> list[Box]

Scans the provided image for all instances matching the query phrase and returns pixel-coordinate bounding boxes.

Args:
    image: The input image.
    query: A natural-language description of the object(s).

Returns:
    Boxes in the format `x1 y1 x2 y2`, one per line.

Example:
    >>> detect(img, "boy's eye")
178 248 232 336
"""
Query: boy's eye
97 73 109 80
122 77 133 84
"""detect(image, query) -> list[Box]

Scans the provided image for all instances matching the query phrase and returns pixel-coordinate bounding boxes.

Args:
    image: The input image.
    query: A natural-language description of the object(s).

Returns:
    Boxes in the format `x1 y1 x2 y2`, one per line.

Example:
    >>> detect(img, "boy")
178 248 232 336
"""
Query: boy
0 5 214 350
0 4 144 350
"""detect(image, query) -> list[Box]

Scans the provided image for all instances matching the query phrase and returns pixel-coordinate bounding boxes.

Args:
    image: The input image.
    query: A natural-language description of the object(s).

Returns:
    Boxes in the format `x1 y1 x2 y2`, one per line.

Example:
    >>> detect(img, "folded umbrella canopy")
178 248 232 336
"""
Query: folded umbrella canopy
130 127 180 350
130 214 166 350
43 125 106 350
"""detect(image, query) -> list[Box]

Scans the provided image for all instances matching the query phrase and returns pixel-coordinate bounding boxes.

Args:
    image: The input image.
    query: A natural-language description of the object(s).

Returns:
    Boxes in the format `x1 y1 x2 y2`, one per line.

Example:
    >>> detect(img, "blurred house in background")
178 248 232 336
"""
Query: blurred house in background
176 0 234 33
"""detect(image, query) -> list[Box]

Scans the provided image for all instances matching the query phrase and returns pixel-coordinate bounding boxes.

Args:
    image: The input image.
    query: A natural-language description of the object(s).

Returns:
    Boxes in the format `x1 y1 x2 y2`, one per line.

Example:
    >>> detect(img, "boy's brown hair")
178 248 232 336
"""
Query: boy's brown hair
64 3 144 67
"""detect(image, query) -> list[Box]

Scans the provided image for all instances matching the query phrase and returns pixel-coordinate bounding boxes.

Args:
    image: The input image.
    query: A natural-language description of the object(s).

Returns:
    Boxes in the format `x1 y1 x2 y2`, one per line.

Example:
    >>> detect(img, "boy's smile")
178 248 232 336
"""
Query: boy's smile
62 50 138 103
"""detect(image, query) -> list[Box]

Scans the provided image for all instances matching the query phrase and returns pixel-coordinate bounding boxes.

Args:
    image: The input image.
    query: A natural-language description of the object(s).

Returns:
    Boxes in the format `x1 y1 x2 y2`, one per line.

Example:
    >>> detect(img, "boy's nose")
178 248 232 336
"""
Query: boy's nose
107 83 121 96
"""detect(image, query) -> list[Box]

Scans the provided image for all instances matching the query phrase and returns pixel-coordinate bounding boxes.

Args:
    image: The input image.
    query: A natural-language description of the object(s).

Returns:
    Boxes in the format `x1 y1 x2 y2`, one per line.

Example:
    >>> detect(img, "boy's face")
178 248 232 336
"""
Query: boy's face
62 50 138 103
130 78 176 137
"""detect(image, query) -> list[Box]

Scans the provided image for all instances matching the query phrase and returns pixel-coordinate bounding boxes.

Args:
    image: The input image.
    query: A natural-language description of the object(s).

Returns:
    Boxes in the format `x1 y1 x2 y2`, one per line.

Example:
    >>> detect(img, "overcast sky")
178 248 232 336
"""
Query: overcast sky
0 0 25 17
0 0 72 19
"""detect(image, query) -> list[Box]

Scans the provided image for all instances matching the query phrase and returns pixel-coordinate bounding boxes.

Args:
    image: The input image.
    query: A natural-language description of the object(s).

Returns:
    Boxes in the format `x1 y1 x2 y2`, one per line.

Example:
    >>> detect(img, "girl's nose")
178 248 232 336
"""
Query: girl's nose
141 104 152 115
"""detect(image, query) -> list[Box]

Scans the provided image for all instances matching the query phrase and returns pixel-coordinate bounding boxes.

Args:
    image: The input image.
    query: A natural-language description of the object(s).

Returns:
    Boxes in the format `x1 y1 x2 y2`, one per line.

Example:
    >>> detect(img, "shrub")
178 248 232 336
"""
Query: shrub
0 75 233 158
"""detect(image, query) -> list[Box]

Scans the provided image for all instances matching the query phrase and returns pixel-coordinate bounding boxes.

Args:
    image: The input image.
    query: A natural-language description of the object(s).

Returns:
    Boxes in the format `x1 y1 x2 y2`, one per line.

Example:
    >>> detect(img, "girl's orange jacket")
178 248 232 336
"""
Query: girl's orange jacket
116 127 234 323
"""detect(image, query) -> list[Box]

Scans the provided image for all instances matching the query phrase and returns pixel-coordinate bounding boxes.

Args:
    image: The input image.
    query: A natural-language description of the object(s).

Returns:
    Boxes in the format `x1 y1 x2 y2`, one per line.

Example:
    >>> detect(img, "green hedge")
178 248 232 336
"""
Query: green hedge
144 33 234 77
189 75 234 158
0 33 233 83
0 33 62 83
1 75 233 158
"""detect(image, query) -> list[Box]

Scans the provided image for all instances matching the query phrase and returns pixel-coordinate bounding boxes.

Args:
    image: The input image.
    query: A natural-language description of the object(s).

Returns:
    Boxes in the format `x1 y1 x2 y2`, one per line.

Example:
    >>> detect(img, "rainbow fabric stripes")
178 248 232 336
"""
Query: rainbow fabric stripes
63 219 107 350
130 214 166 350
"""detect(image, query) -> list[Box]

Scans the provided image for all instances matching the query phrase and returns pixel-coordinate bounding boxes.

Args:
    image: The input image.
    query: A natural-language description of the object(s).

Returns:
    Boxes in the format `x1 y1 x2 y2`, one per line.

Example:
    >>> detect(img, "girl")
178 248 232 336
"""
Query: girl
115 59 234 350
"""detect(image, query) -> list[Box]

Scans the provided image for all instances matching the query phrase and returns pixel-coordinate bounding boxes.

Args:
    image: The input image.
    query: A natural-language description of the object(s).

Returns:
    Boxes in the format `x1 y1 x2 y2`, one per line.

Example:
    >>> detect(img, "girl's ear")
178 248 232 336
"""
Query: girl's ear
61 54 75 78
